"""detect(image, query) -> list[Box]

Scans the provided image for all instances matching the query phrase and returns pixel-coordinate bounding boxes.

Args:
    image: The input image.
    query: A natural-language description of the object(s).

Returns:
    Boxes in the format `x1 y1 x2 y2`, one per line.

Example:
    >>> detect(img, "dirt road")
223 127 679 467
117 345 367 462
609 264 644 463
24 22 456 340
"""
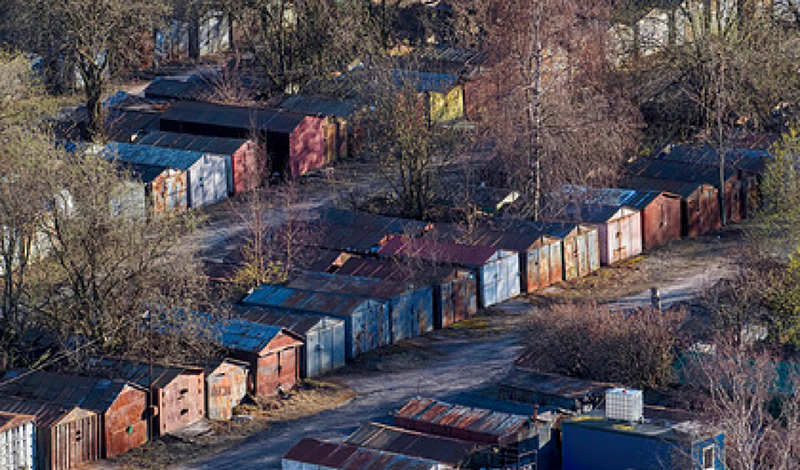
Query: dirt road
174 334 522 470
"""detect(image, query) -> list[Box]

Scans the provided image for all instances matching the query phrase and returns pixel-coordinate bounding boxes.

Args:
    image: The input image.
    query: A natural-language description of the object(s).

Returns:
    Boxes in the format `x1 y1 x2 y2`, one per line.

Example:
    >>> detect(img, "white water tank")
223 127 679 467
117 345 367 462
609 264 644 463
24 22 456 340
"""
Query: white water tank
605 388 643 422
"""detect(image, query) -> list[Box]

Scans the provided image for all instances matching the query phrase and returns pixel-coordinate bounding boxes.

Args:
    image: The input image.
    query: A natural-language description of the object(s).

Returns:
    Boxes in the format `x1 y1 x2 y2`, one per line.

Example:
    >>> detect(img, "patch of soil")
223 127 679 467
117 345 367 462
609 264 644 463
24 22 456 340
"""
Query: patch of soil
102 381 353 470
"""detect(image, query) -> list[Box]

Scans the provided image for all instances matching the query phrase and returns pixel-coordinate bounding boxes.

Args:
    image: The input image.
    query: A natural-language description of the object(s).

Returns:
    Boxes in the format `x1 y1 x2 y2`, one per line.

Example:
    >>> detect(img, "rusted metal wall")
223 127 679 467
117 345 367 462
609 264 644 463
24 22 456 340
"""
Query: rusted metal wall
42 408 102 470
641 193 682 250
206 361 248 421
562 227 599 281
434 270 478 328
150 169 188 217
289 116 326 178
523 238 564 292
155 370 204 435
230 142 261 194
387 285 434 342
103 385 148 458
683 185 721 237
251 332 303 398
725 178 743 223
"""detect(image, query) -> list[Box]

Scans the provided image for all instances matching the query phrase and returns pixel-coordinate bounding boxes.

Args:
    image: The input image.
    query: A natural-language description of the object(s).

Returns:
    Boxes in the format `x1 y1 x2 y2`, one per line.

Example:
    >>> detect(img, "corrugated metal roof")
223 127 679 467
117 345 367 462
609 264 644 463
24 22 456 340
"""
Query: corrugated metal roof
284 438 439 470
235 305 343 336
655 144 772 174
316 223 391 254
137 131 247 156
500 367 613 400
243 284 378 318
620 176 710 198
216 319 284 354
559 185 673 211
280 94 360 118
627 158 738 187
88 358 203 390
286 271 415 301
106 109 163 143
104 142 203 171
378 236 504 268
0 395 83 428
393 70 460 93
319 208 430 237
160 101 306 134
395 397 530 444
0 370 137 413
143 74 209 100
0 411 35 433
556 204 633 224
432 223 551 253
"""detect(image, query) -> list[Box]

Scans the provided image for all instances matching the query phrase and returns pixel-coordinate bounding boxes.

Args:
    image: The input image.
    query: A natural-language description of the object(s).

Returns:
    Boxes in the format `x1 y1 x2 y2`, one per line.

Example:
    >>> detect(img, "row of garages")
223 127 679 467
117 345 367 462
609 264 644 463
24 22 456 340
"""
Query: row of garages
280 369 725 470
0 318 307 469
232 141 773 379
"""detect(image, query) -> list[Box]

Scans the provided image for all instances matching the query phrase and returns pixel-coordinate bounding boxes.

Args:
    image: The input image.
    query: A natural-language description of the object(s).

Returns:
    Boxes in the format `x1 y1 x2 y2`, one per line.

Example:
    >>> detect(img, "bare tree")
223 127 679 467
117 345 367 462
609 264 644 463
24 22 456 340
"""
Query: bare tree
220 0 379 95
684 339 800 470
455 0 642 220
8 0 169 137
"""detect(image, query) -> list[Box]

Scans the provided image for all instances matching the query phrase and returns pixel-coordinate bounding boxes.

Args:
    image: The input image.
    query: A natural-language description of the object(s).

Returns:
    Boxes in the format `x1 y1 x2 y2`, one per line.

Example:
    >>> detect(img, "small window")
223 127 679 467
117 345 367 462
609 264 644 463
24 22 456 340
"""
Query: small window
702 445 714 469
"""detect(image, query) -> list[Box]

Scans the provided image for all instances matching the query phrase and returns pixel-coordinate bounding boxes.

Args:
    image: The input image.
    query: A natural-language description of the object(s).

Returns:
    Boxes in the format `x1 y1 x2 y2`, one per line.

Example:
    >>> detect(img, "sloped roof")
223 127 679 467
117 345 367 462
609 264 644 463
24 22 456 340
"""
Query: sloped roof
104 142 203 171
137 131 247 156
432 223 553 253
0 395 88 428
243 284 381 318
556 204 636 224
235 305 343 336
500 367 613 400
88 358 203 390
0 370 134 413
143 74 209 100
284 438 439 470
559 185 676 211
346 422 482 465
627 157 738 186
620 176 712 199
216 319 288 354
279 94 360 118
483 218 589 240
395 397 531 446
655 144 772 174
319 208 430 237
0 411 35 433
286 271 419 301
160 101 306 134
378 236 503 268
393 69 460 93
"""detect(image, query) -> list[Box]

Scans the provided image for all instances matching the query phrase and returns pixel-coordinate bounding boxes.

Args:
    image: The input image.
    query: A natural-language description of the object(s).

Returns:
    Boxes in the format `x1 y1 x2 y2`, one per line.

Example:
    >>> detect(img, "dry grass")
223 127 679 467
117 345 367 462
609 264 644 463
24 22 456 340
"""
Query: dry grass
103 380 353 470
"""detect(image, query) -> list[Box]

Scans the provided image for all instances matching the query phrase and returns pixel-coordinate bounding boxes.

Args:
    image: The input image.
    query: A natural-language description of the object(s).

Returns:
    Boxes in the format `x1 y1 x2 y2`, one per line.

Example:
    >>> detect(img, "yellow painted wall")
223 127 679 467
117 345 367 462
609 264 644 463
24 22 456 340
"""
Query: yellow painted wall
429 85 464 123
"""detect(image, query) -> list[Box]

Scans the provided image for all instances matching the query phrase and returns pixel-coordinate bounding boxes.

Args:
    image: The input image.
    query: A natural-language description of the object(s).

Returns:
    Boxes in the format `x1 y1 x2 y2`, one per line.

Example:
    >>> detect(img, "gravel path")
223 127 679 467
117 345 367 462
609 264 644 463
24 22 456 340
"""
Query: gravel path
174 334 522 470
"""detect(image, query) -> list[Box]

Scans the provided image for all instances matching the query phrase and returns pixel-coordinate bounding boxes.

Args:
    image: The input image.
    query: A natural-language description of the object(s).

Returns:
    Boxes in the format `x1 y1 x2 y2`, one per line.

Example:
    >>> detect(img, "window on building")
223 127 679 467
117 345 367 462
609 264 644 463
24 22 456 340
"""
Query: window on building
702 445 715 469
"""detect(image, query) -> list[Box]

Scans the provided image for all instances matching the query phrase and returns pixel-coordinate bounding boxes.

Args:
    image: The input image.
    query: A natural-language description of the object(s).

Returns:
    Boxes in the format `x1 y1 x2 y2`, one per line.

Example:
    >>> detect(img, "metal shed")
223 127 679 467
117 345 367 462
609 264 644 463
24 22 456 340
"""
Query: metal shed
0 370 148 459
217 319 304 398
0 411 35 470
494 219 600 282
0 396 101 470
434 223 562 293
319 208 431 237
655 144 772 218
564 187 683 251
393 69 465 123
621 177 721 237
345 422 485 467
243 284 391 359
628 157 743 224
286 272 434 343
90 359 205 436
105 142 228 209
283 437 447 470
236 306 347 378
497 367 613 412
158 101 326 179
204 359 249 421
393 397 556 469
279 95 360 161
136 131 261 195
377 236 520 308
556 205 643 266
333 257 478 329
